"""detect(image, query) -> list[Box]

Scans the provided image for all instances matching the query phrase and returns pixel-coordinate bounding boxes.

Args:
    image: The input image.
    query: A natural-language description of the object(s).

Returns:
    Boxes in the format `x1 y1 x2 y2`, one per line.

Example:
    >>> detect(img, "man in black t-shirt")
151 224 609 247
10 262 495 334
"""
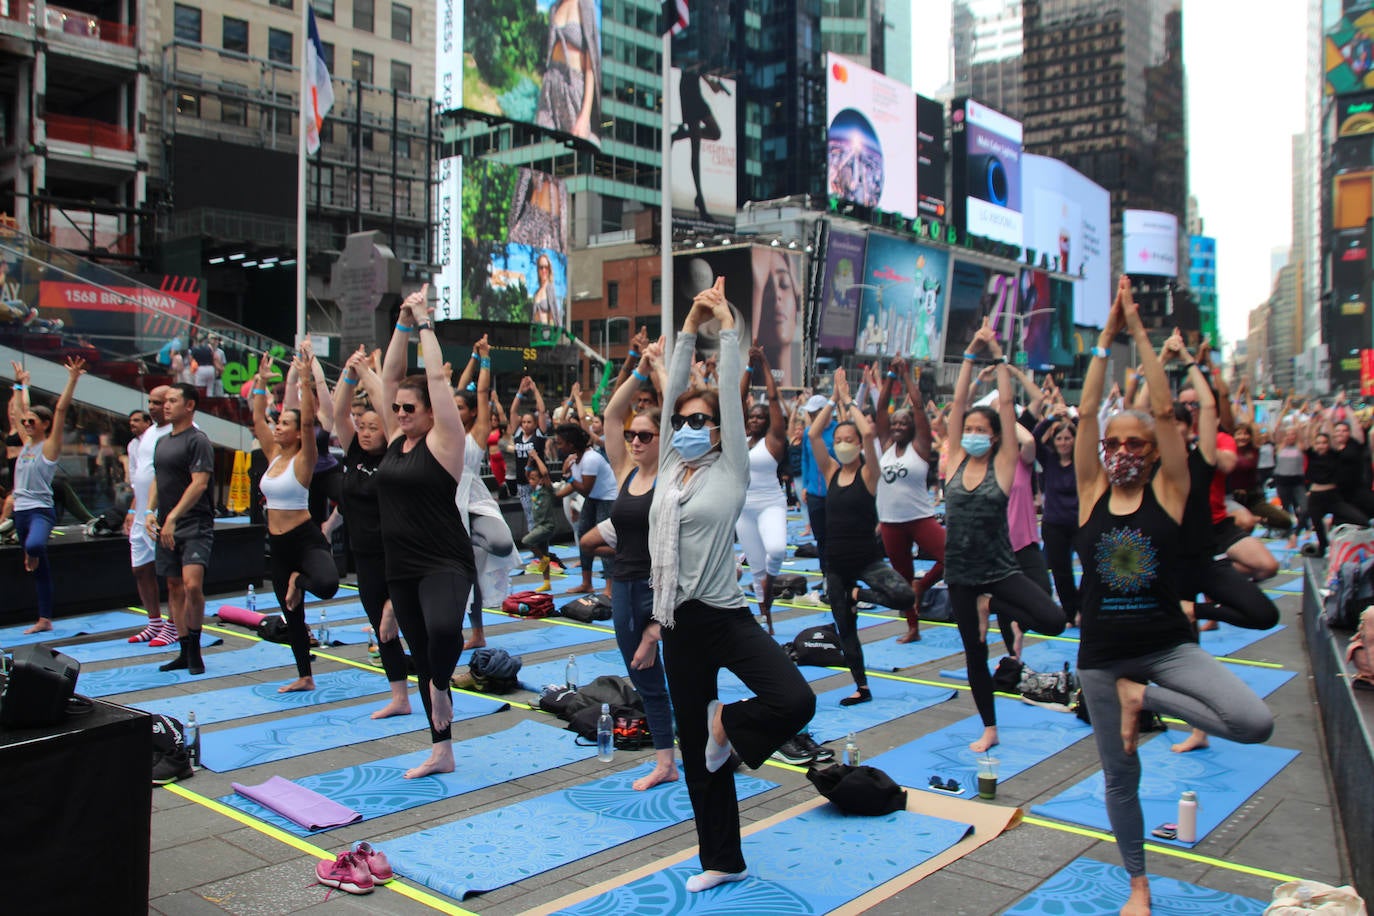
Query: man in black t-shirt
1330 415 1374 520
147 383 215 675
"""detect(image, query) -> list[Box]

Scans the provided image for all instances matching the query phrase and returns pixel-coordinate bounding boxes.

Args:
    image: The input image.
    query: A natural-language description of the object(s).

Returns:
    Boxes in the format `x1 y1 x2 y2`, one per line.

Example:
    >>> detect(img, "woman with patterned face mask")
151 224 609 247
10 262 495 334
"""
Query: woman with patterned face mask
1075 277 1273 916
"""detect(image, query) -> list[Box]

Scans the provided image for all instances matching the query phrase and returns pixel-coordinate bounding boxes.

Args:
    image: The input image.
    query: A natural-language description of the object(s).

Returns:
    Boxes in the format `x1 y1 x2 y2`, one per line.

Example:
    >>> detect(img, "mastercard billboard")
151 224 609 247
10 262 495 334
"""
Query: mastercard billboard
825 53 919 220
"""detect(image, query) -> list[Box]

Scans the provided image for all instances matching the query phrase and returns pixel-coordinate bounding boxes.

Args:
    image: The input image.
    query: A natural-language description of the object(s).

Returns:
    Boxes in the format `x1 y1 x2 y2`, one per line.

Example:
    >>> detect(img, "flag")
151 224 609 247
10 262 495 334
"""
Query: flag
302 7 334 154
662 0 687 35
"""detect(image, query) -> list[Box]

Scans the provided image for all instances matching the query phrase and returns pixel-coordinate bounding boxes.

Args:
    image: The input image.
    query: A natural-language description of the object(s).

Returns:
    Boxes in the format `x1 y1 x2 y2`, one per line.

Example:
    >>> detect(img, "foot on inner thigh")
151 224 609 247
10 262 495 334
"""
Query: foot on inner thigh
1117 677 1147 754
1170 728 1210 753
632 759 680 791
685 869 749 893
22 618 52 634
404 742 455 779
277 675 315 693
429 682 454 732
284 571 303 610
1121 877 1151 916
968 725 999 753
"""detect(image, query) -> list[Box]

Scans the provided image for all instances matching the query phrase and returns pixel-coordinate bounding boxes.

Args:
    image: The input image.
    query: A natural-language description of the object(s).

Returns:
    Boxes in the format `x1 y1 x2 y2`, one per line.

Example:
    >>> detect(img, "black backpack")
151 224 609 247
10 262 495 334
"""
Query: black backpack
807 763 908 816
567 703 653 750
561 593 613 622
771 573 810 599
786 624 846 667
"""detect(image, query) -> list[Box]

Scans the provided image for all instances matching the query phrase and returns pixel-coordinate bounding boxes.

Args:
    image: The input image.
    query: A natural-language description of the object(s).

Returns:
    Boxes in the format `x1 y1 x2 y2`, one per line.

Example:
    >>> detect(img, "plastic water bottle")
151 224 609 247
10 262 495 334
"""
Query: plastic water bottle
565 654 578 691
1059 662 1070 696
1177 790 1198 842
843 732 860 766
596 703 615 762
317 608 330 646
365 626 380 663
246 584 256 612
185 711 201 769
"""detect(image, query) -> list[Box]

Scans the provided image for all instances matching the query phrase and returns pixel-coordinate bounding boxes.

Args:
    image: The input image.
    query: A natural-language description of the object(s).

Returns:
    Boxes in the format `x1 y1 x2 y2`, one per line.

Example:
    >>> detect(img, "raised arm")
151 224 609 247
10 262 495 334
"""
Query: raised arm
407 286 466 480
293 353 319 486
1010 364 1045 421
44 357 86 462
604 339 659 480
1076 282 1126 517
947 330 981 473
875 358 896 447
1122 280 1188 511
380 293 415 444
333 346 366 453
299 338 334 433
8 361 31 438
469 335 493 445
807 388 840 485
250 353 279 457
753 346 787 462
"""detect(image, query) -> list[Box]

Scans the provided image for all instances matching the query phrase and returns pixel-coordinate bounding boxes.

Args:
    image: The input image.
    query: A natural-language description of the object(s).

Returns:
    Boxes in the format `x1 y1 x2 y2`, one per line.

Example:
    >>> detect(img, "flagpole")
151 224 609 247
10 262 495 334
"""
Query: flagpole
660 30 673 357
295 1 309 347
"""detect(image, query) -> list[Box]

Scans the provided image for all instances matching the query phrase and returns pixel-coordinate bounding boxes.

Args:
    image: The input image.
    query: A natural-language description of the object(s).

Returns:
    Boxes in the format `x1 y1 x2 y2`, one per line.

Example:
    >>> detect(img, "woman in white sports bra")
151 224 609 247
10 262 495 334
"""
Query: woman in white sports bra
251 352 340 692
735 345 790 634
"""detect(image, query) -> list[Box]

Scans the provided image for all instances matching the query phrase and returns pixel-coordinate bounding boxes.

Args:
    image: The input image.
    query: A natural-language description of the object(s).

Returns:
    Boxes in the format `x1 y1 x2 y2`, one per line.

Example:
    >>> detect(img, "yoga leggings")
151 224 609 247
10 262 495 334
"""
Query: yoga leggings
14 507 55 621
1191 557 1280 631
610 578 676 751
950 575 1065 727
826 559 916 689
1305 488 1368 553
467 513 516 629
353 550 409 684
577 496 615 581
993 543 1055 650
1041 521 1081 624
388 568 472 743
878 516 946 596
806 493 828 579
1078 643 1273 877
735 502 787 593
269 520 341 678
1273 476 1306 533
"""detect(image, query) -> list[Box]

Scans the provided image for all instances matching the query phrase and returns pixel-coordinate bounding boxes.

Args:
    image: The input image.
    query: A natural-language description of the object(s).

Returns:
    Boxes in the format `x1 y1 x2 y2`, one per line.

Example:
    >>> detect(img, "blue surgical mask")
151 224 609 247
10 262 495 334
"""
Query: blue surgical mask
672 424 715 460
961 432 992 456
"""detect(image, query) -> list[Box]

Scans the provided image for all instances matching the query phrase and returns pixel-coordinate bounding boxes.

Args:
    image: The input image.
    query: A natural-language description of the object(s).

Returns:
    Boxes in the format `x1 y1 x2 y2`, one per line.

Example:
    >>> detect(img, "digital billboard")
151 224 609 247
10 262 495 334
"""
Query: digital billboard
854 234 951 362
670 67 737 228
1331 224 1372 385
1338 90 1374 135
916 94 947 220
818 228 867 350
1324 3 1374 95
941 259 1019 361
1122 209 1181 278
1021 153 1111 327
950 98 1024 249
826 53 918 219
1018 268 1076 370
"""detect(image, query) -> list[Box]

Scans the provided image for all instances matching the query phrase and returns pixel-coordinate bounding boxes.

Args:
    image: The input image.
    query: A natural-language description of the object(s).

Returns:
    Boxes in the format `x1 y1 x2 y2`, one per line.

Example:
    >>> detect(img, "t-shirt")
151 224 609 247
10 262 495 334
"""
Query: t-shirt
574 448 619 500
340 438 385 555
1227 446 1260 492
512 428 546 480
1306 448 1339 487
130 423 171 516
153 426 216 536
1208 431 1236 524
530 482 558 531
1006 457 1039 551
1333 440 1370 497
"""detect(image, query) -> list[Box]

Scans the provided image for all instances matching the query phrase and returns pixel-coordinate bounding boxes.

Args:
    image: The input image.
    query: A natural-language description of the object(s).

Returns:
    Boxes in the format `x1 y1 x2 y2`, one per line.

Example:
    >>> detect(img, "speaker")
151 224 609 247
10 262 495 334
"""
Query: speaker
1 644 80 728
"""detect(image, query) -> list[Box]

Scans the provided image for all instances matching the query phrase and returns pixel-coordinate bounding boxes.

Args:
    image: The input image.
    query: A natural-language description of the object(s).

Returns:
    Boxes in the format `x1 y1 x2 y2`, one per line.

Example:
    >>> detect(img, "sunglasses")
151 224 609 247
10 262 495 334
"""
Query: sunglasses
1100 436 1153 454
928 775 962 793
20 418 38 426
623 429 658 444
670 412 717 431
391 402 418 414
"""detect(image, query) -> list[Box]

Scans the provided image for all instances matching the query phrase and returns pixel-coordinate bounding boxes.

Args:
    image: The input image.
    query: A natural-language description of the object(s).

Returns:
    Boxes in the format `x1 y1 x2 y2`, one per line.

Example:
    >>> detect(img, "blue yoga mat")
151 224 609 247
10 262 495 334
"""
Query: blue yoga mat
135 668 389 726
728 680 955 745
1198 622 1287 658
1032 731 1300 847
219 719 596 834
865 698 1094 799
862 626 1002 672
62 634 223 664
519 647 837 695
1004 856 1266 915
552 804 973 916
484 621 613 656
199 691 510 772
378 762 775 900
0 610 148 648
939 637 1076 683
767 610 888 643
77 641 299 697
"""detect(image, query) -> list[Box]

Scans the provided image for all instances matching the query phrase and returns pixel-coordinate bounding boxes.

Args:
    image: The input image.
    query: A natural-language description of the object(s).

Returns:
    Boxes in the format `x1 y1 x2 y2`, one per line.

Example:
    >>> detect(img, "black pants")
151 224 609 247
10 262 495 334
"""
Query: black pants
1193 557 1280 631
1274 476 1306 532
309 466 343 526
994 543 1055 648
805 493 828 581
1306 488 1368 553
826 558 915 689
950 574 1065 727
354 550 409 683
660 602 815 874
269 520 340 677
388 568 472 743
1041 522 1080 624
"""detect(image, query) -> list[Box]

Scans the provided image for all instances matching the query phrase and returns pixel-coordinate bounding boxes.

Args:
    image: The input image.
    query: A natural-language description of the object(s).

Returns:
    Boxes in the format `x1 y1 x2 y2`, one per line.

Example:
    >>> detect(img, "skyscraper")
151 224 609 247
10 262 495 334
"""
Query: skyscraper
952 0 1024 119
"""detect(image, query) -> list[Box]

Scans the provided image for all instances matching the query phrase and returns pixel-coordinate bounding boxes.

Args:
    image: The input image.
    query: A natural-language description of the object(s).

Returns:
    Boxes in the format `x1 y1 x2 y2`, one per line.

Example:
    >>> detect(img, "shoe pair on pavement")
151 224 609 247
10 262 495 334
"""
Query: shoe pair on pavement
771 732 836 767
316 843 394 895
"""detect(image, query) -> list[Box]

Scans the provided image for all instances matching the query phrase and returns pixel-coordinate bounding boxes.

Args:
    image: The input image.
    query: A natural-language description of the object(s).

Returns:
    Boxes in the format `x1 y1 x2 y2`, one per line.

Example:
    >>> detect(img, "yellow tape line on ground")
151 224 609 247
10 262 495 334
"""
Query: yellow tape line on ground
161 783 476 915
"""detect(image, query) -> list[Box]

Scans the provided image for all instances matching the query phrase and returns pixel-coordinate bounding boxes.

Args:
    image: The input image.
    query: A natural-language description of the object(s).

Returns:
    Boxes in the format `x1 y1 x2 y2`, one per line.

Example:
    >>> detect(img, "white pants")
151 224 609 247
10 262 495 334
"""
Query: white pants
735 502 788 591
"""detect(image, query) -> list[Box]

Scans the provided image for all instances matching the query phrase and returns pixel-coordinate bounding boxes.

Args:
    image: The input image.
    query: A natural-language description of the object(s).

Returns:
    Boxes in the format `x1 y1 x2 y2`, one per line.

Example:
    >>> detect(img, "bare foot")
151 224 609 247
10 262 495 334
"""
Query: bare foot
284 571 302 610
463 632 486 650
1121 876 1151 916
22 619 53 635
370 697 412 719
977 594 991 643
404 743 455 779
632 760 680 791
896 626 921 643
968 726 999 753
565 583 594 594
429 682 454 732
1170 728 1210 753
1197 620 1218 632
23 552 38 572
1117 678 1147 754
277 675 316 693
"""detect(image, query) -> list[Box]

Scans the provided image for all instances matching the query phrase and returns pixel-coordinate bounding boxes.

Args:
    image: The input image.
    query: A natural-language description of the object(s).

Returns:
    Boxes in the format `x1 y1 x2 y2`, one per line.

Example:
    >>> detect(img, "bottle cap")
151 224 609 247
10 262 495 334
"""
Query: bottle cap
1180 790 1197 802
601 702 610 713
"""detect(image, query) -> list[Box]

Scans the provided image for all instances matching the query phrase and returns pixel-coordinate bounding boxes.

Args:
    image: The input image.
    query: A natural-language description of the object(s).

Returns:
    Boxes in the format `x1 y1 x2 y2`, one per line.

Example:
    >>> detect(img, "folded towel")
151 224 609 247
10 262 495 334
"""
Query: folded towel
231 775 362 831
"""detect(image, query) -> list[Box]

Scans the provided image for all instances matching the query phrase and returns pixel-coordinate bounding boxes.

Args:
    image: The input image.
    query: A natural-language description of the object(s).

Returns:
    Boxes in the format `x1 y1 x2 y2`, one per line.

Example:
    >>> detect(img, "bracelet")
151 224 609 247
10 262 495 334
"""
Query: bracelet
126 510 136 515
470 352 479 362
887 371 897 379
145 510 156 517
395 322 414 333
963 352 978 361
627 350 640 359
631 369 648 382
417 321 434 333
1091 346 1109 359
745 366 753 374
993 355 1008 365
827 398 836 409
252 388 268 396
1180 361 1196 369
479 357 491 369
12 384 23 390
465 382 477 392
342 376 358 385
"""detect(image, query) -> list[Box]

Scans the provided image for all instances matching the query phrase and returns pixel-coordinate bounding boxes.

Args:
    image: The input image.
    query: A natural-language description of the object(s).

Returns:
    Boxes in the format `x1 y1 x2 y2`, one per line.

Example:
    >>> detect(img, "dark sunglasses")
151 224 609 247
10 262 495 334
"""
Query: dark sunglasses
928 775 961 793
670 412 717 431
1100 436 1153 455
20 417 38 426
391 402 418 414
623 429 658 443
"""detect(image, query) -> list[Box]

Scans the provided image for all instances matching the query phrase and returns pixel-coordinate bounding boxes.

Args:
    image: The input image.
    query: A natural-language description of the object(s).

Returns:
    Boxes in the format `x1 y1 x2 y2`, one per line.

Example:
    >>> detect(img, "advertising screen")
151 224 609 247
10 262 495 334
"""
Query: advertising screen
950 98 1024 249
854 234 951 362
916 94 947 220
1122 209 1181 278
941 259 1019 361
1325 4 1374 95
1331 224 1372 383
1021 153 1111 327
670 67 737 228
461 160 571 324
1338 90 1374 136
826 53 918 219
1018 268 1076 370
818 229 868 350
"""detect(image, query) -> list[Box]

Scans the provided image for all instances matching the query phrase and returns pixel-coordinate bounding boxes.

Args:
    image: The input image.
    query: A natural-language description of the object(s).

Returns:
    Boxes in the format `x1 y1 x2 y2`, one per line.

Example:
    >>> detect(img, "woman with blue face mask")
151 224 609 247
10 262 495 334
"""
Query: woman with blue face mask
945 318 1066 754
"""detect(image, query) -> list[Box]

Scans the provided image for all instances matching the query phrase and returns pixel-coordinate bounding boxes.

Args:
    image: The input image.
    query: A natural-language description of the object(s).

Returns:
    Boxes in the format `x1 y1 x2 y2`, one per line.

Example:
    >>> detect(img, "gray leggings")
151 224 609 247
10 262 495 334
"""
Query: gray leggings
467 513 515 628
1078 642 1274 877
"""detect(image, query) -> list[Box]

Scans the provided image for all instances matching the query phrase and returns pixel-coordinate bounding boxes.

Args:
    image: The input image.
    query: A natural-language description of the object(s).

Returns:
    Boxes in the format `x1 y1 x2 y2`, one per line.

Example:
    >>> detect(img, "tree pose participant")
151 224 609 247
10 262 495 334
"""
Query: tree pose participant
944 320 1065 753
126 387 175 644
1075 279 1273 916
333 347 411 719
1325 391 1374 522
8 357 84 633
1271 420 1309 549
507 376 550 531
1227 420 1293 534
251 352 341 692
873 357 944 643
556 420 617 595
808 367 916 705
735 345 790 634
650 278 814 892
378 285 476 779
1034 403 1080 627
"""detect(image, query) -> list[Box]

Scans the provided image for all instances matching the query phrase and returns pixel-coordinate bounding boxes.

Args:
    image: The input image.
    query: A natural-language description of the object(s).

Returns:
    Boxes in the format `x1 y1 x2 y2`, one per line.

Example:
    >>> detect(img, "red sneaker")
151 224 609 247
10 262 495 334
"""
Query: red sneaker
352 842 393 883
315 852 374 895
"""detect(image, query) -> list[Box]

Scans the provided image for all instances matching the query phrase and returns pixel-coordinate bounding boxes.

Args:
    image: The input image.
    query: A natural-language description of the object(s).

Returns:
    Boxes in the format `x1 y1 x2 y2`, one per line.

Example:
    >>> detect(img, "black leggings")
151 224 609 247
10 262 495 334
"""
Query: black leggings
353 550 409 683
1192 557 1280 631
950 574 1066 727
826 558 916 689
388 568 472 743
1041 522 1081 624
269 520 340 677
993 543 1054 648
1306 488 1368 553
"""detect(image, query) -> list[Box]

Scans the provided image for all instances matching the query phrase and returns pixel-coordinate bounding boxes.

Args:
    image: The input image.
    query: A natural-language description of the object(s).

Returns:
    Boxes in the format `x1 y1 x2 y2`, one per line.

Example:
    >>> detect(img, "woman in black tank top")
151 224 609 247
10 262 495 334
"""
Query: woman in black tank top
1075 278 1273 915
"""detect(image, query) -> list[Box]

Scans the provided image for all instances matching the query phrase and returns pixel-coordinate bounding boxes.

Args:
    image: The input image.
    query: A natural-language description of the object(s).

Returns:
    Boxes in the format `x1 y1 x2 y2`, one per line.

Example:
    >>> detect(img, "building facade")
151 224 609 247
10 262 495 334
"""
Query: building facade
952 0 1023 119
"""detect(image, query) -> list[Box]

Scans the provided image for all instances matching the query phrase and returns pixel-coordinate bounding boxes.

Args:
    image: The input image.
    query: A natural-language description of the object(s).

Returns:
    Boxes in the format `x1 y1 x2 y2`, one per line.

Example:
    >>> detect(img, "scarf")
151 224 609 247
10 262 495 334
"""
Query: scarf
649 447 723 628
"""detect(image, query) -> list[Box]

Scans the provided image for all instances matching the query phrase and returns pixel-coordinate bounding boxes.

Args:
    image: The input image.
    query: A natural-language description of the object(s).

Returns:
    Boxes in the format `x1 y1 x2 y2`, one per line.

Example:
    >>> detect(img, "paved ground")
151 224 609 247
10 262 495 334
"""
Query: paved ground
62 547 1352 915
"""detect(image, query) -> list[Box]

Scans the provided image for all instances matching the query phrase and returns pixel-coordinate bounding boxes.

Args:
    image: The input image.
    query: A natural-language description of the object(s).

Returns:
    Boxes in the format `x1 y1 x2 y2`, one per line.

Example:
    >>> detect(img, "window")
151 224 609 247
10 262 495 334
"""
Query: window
650 277 661 305
315 0 335 18
353 0 374 32
268 27 292 64
390 60 411 93
269 0 293 8
352 50 374 84
222 16 248 55
270 94 292 136
319 41 334 73
607 281 619 309
176 90 201 117
220 82 248 125
608 320 629 346
589 319 606 346
391 3 411 42
174 4 201 43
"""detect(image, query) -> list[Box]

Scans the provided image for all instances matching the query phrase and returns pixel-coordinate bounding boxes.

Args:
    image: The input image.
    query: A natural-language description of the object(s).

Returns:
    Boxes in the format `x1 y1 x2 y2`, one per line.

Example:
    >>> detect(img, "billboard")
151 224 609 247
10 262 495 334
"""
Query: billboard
671 245 804 387
826 53 918 219
916 94 947 220
1324 4 1374 95
1122 209 1181 277
452 0 603 147
950 98 1024 249
1021 153 1111 327
817 228 867 350
434 156 462 321
461 160 571 324
1331 224 1372 384
941 259 1019 361
1337 90 1374 136
854 234 951 362
1018 268 1076 370
669 67 737 227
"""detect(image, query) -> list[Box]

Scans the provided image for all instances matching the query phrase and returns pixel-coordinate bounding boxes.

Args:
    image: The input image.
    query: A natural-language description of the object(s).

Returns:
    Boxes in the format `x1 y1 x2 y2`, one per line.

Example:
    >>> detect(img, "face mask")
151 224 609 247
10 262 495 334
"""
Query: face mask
1103 450 1151 487
961 433 992 457
834 441 862 465
672 425 715 460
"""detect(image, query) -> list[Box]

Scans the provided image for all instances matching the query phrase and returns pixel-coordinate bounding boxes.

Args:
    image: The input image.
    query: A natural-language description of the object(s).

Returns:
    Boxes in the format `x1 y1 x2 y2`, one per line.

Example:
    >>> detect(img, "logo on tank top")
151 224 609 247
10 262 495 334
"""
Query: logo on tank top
1094 525 1159 595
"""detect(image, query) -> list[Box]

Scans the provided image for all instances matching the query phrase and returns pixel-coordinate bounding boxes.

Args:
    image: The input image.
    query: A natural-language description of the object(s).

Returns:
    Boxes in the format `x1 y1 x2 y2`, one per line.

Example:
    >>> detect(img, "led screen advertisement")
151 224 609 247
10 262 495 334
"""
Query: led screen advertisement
1331 224 1372 383
916 94 947 220
669 67 737 228
853 234 950 362
1122 210 1180 278
950 98 1024 249
941 259 1019 361
818 229 867 350
1021 153 1111 327
1018 268 1076 370
1324 3 1374 95
1338 90 1374 136
825 53 918 219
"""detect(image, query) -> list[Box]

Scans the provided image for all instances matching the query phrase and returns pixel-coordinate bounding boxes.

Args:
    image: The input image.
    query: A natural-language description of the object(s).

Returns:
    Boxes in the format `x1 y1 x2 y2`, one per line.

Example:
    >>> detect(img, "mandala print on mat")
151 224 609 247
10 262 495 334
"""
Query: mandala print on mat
1094 525 1159 594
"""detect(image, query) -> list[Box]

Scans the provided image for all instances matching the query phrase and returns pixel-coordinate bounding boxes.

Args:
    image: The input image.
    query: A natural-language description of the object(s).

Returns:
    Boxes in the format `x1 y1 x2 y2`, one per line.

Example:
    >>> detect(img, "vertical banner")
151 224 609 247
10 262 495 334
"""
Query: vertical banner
1021 153 1111 327
434 155 462 321
669 68 737 228
916 94 947 220
818 228 868 349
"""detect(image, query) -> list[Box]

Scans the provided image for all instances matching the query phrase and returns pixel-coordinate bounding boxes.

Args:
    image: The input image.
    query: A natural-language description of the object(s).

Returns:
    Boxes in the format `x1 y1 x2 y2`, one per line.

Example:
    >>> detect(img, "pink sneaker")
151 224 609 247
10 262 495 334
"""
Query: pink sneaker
352 842 393 883
315 852 374 895
128 621 162 643
148 620 180 648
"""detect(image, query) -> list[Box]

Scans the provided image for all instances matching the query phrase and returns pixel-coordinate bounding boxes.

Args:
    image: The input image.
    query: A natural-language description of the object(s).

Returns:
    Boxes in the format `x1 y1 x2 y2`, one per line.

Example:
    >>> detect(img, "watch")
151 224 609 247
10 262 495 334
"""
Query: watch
416 320 435 333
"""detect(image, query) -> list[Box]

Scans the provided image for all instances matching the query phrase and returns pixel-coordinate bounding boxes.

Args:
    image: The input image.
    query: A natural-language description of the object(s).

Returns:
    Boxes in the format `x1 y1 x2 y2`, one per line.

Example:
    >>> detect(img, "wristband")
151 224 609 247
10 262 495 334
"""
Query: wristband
963 352 978 361
887 371 897 379
145 510 156 517
12 384 23 390
745 366 753 374
628 350 640 359
466 382 477 392
827 398 836 409
480 357 491 369
1091 346 1109 358
631 369 648 382
471 352 479 362
252 388 268 396
395 322 414 333
342 375 358 385
126 510 136 515
993 355 1008 365
1180 360 1195 369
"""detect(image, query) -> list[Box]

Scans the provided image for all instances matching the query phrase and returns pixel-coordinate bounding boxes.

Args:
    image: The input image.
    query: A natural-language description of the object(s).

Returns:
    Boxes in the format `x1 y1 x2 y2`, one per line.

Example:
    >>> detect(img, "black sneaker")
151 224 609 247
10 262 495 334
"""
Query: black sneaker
795 732 835 764
1019 672 1072 712
151 751 194 785
771 737 816 766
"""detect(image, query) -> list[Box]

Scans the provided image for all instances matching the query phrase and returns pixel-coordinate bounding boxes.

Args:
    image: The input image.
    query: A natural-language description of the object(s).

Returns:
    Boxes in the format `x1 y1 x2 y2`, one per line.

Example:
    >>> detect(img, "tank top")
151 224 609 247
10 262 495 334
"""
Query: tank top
610 467 654 581
824 465 882 569
12 441 58 511
943 455 1018 586
1074 484 1193 669
341 439 385 555
876 442 934 523
377 436 474 581
1273 445 1304 477
744 438 787 509
260 454 311 510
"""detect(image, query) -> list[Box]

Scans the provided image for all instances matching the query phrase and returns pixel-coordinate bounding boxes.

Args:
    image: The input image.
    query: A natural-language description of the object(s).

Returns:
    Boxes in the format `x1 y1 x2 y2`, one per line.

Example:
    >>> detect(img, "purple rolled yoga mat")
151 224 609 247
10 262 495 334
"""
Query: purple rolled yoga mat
231 775 362 831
